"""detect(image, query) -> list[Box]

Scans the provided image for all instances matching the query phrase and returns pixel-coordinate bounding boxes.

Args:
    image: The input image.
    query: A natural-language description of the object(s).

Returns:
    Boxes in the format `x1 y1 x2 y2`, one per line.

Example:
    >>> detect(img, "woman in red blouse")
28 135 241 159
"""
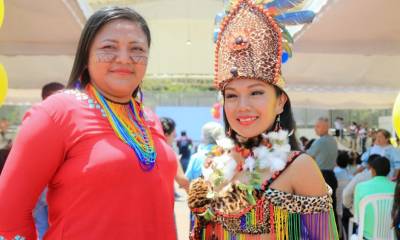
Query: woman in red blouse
0 7 177 240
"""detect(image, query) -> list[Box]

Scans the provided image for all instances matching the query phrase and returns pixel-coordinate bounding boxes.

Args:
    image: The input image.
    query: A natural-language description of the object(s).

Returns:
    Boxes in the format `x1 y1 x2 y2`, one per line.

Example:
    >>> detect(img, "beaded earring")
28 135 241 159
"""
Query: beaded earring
274 114 282 132
226 127 232 137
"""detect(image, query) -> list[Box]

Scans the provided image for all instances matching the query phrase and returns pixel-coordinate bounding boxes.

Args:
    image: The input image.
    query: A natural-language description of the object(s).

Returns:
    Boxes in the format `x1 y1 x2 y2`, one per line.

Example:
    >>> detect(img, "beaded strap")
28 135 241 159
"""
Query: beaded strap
260 151 302 191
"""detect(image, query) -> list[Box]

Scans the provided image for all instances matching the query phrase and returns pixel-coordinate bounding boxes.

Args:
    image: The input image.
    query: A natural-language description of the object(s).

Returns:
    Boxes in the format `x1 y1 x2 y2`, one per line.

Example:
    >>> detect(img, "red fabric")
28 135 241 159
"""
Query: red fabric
0 92 177 240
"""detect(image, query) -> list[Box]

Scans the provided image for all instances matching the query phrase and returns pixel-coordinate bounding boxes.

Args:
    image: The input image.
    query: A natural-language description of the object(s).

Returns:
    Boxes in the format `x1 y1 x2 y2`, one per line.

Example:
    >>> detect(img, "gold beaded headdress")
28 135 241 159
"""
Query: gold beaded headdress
214 0 316 91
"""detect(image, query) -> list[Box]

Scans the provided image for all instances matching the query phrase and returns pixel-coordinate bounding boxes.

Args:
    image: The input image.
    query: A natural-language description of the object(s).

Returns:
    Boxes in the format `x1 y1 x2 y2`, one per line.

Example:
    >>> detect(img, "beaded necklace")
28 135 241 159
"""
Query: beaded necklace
86 84 156 171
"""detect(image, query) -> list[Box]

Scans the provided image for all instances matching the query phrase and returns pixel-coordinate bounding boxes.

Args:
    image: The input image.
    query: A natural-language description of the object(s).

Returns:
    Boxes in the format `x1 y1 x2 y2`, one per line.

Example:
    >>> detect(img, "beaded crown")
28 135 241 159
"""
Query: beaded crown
214 0 316 91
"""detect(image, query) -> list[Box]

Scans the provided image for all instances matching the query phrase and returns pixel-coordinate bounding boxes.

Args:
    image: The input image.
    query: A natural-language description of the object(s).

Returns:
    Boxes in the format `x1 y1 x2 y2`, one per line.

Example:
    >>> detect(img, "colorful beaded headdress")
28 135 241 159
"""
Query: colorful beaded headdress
214 0 316 90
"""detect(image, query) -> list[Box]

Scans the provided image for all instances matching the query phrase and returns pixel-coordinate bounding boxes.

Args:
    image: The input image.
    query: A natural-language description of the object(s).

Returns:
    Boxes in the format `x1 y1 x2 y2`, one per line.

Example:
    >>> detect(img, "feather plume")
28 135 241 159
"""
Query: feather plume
274 10 315 25
264 0 305 12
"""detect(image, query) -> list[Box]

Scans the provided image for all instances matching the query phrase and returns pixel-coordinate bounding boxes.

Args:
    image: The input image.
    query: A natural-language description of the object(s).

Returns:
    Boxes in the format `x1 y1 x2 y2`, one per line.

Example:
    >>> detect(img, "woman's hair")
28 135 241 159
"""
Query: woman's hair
66 7 151 98
376 129 391 143
222 85 299 150
160 117 176 136
201 122 224 145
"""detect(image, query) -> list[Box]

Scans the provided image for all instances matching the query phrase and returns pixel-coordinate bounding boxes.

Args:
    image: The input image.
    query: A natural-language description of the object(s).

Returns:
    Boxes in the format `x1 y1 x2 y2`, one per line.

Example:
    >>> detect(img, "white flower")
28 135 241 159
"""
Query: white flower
243 156 256 172
267 129 289 145
214 155 227 170
222 156 237 181
277 130 289 141
253 146 271 169
216 137 235 150
270 156 286 172
266 131 278 141
202 165 213 181
273 143 291 153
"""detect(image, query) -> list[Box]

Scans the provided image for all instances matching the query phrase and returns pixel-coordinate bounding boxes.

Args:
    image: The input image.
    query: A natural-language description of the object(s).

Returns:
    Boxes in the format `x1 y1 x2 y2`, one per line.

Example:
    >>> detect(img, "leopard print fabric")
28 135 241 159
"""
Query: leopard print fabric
188 151 334 235
265 184 334 214
215 1 282 90
189 183 334 234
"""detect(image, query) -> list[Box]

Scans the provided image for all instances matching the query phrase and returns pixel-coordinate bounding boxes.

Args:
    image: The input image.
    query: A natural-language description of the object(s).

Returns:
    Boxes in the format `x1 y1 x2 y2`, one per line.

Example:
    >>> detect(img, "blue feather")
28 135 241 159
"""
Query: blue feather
264 0 304 11
274 10 315 25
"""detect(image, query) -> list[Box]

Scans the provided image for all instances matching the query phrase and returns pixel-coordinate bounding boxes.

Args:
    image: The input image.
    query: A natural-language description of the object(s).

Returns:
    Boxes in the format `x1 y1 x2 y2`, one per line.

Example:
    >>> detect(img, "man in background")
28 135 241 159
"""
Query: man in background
176 131 192 172
307 117 339 220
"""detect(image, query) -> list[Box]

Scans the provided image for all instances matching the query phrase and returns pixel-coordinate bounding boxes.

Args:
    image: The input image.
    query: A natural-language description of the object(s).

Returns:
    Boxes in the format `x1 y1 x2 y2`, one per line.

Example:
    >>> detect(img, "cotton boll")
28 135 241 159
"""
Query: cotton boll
216 137 234 150
202 166 214 181
243 156 256 172
270 157 286 172
223 157 237 181
253 146 269 159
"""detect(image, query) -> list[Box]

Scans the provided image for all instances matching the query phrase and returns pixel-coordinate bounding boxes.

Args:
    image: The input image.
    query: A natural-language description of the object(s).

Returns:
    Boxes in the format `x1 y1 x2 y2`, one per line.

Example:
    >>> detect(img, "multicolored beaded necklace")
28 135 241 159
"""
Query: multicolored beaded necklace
86 84 156 171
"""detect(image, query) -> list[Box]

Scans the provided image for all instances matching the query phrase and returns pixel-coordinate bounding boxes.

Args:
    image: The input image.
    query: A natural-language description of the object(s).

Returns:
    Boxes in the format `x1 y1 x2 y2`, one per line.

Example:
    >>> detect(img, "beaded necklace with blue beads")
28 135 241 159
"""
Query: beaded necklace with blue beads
86 84 156 171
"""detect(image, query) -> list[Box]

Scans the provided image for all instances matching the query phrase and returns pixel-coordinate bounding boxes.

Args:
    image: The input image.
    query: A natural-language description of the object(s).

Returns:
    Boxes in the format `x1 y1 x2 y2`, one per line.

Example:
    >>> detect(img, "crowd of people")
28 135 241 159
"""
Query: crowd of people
300 118 400 239
0 1 399 240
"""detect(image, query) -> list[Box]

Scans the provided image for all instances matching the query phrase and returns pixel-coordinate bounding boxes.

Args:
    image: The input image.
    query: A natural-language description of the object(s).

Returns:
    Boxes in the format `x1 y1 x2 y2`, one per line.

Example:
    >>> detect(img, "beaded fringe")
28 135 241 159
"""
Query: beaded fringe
196 204 338 240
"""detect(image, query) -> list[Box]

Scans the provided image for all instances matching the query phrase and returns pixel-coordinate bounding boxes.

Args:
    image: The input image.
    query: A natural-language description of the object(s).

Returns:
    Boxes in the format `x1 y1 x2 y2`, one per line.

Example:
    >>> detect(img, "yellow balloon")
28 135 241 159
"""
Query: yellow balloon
0 0 3 28
0 64 8 106
392 92 400 138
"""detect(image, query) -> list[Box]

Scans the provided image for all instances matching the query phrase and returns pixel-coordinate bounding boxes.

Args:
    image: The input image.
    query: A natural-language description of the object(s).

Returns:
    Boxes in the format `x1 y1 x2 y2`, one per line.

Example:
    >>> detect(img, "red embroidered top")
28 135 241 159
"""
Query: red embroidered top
0 90 177 240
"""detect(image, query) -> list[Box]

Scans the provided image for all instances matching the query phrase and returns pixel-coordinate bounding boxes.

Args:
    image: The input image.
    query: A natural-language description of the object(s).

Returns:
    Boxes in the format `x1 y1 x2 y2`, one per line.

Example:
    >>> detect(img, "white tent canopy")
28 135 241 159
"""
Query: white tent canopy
1 0 399 108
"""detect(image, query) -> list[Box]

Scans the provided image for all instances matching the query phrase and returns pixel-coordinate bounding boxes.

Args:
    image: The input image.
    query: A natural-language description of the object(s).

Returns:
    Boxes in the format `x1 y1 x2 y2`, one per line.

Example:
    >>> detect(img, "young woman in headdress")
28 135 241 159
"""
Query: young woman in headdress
187 1 338 239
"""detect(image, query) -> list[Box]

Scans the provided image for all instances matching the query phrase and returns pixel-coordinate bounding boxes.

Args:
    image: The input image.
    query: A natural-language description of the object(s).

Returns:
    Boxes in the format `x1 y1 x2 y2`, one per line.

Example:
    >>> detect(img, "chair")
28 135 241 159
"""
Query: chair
348 193 395 240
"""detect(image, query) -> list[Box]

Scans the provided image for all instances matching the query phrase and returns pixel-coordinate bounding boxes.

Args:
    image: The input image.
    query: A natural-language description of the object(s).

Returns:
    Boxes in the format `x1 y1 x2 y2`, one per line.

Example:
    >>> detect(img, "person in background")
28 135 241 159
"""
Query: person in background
392 177 400 240
333 150 353 238
0 119 9 142
342 154 380 235
354 156 395 239
176 131 193 172
41 82 65 100
0 140 12 175
307 117 339 220
299 136 309 151
348 122 359 152
34 82 66 240
358 124 368 153
347 151 361 175
185 121 225 182
160 117 189 192
334 117 344 141
359 129 400 179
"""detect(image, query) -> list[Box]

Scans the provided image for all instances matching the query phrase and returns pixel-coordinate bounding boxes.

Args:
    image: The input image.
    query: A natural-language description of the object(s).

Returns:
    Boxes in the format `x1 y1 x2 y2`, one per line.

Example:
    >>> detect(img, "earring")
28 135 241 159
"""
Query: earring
226 127 232 137
274 114 281 131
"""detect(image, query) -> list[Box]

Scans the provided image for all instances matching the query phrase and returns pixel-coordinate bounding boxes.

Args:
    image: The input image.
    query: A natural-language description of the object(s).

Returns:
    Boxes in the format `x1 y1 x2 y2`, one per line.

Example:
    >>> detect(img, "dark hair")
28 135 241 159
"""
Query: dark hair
181 131 187 136
349 151 361 165
41 82 65 100
0 146 11 175
223 85 299 150
160 117 176 136
66 6 151 98
304 138 315 151
299 136 308 145
367 154 380 165
336 151 350 168
376 129 391 143
369 156 391 176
